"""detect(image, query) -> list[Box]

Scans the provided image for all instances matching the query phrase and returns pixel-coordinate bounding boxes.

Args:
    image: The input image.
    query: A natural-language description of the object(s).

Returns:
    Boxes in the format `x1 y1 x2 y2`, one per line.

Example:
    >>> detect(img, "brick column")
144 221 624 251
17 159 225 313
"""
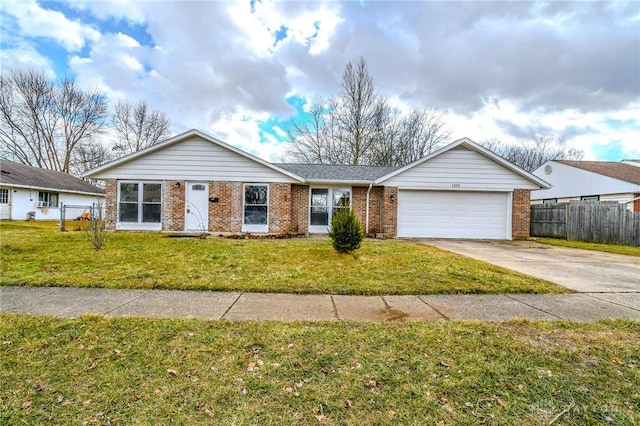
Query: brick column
381 186 398 237
512 189 531 239
163 181 185 231
351 186 368 232
634 193 640 213
291 184 309 234
230 182 243 232
104 179 118 225
269 183 292 234
209 181 232 232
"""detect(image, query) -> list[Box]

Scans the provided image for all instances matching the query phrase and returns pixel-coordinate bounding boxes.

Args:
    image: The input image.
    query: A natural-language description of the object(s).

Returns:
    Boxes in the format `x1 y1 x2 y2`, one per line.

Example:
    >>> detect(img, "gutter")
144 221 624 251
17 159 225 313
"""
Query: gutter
0 183 105 196
624 196 640 205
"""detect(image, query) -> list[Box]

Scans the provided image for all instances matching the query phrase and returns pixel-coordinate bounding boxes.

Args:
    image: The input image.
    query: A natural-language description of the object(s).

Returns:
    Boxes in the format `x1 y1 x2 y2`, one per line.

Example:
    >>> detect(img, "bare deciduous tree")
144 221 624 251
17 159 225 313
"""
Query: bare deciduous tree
480 134 584 172
70 139 113 177
0 69 108 174
286 57 451 166
111 100 171 156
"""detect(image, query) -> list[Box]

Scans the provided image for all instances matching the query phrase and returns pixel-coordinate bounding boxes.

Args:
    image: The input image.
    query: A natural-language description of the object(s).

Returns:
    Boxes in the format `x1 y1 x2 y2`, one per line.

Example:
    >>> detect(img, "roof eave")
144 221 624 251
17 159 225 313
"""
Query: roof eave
305 179 376 185
1 182 104 196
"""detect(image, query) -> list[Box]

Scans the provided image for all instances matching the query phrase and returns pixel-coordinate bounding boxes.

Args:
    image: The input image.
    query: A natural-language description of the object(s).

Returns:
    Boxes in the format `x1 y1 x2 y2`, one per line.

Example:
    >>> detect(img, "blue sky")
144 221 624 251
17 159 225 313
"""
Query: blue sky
1 0 639 161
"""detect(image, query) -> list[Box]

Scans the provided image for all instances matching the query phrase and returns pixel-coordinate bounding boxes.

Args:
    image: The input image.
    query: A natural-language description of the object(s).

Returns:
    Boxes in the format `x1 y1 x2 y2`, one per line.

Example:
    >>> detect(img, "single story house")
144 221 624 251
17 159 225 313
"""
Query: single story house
84 129 549 239
0 160 105 220
531 160 640 212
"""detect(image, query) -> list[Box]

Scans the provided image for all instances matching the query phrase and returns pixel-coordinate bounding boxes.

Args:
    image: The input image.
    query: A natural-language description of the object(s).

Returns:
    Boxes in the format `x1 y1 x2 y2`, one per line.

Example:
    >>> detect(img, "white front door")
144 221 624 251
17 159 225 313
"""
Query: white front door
0 188 10 219
185 182 209 232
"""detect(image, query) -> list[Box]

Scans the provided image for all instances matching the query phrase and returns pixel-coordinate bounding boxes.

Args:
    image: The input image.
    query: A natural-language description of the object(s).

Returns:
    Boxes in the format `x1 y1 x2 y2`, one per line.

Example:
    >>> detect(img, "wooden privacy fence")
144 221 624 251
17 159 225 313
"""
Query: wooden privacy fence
531 202 640 246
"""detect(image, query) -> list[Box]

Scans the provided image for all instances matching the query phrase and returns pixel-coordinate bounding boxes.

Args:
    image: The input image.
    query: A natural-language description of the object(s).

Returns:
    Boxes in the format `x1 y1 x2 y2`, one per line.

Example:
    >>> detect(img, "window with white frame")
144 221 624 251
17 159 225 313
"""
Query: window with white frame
309 187 351 233
0 188 9 204
243 184 268 232
118 182 162 224
38 191 59 208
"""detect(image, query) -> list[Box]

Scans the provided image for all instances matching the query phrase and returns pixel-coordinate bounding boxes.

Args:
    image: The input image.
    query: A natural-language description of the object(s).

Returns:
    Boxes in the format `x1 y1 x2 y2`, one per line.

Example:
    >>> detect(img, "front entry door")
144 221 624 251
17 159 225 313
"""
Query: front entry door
185 182 209 232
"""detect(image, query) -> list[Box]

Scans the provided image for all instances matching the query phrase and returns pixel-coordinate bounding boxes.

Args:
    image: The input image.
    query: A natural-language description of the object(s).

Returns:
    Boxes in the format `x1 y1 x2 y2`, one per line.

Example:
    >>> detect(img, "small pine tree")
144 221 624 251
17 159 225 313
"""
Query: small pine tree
328 208 364 253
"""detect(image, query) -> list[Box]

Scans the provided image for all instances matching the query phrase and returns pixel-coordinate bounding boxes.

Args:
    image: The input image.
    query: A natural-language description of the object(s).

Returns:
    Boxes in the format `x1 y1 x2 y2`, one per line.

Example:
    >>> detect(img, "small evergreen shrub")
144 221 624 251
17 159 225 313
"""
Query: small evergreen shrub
328 208 364 253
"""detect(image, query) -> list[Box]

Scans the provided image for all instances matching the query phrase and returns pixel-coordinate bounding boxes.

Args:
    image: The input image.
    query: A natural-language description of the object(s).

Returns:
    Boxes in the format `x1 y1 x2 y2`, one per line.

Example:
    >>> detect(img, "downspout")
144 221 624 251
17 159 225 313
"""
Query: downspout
365 183 373 235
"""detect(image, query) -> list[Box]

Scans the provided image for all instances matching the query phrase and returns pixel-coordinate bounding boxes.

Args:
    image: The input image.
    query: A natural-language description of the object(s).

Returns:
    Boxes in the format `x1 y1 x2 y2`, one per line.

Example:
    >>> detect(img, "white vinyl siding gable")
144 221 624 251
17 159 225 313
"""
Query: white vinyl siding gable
383 146 540 190
94 136 298 183
531 161 640 200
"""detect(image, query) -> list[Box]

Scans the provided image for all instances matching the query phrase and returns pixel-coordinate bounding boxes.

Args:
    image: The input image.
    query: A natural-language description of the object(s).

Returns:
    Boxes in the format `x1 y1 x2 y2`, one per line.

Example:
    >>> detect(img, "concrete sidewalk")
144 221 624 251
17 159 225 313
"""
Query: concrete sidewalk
2 286 639 322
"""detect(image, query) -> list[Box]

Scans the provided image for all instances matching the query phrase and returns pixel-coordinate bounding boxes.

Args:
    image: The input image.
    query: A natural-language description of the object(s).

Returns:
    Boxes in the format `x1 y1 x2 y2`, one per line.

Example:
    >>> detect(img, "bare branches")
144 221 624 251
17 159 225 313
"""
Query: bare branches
286 57 450 166
480 134 584 172
0 69 108 174
111 100 171 156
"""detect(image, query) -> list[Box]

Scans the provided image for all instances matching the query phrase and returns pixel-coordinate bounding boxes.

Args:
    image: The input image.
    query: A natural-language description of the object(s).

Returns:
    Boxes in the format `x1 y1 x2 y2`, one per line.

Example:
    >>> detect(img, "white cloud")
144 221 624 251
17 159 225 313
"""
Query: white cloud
206 107 287 161
3 0 638 163
3 0 100 51
62 0 146 24
0 43 55 77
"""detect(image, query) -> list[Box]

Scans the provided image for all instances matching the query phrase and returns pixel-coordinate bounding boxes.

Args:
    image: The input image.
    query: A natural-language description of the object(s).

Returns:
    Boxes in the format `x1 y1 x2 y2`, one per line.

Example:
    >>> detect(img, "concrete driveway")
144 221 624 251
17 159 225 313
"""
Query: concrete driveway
422 240 640 293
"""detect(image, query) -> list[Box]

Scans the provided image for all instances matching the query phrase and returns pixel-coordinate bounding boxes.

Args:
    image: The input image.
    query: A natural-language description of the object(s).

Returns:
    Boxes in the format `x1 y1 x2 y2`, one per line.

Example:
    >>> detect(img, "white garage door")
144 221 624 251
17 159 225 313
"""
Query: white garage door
397 190 510 239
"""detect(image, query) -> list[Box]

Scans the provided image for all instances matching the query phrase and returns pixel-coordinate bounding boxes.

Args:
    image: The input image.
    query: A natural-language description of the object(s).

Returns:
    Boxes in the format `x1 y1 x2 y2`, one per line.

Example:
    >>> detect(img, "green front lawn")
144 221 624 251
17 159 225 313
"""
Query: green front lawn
536 238 640 257
0 221 566 294
1 315 638 425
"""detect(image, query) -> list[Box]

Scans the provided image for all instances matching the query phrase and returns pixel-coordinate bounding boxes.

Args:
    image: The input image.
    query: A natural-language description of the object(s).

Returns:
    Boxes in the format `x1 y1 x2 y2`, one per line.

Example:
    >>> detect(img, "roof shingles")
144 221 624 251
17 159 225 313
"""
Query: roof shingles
274 163 398 181
556 161 640 186
0 160 104 194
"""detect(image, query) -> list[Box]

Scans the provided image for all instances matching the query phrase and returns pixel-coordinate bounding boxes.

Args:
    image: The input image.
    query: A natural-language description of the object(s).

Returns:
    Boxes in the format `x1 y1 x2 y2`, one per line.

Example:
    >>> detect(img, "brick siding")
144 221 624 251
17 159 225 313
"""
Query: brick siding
351 186 368 232
512 189 531 238
163 181 185 231
290 184 309 234
368 186 385 235
207 182 243 233
351 185 386 235
381 186 398 237
104 179 117 224
634 193 640 213
208 182 232 232
269 183 293 233
105 179 395 238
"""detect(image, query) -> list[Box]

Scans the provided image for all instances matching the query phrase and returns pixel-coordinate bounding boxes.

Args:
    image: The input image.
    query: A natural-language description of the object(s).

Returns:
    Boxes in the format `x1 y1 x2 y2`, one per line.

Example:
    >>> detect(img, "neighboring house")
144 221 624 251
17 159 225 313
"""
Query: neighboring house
84 129 549 239
531 160 640 212
0 160 105 221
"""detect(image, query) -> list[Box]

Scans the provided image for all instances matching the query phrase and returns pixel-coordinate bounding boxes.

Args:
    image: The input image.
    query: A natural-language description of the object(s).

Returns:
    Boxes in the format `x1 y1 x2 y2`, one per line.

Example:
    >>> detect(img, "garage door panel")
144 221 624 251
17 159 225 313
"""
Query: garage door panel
398 191 509 239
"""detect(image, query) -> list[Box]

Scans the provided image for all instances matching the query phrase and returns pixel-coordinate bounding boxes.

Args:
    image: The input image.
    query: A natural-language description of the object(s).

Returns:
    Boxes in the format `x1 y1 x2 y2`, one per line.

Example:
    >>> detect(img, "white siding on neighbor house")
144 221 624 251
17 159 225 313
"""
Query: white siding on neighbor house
531 193 636 211
94 137 298 183
4 187 104 220
383 147 540 190
531 161 640 201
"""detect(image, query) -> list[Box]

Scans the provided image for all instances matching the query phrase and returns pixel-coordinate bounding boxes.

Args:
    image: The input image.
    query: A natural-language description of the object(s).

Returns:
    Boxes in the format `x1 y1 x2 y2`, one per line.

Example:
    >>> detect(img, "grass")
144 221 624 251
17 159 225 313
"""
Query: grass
0 221 567 295
1 314 638 425
536 238 640 257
